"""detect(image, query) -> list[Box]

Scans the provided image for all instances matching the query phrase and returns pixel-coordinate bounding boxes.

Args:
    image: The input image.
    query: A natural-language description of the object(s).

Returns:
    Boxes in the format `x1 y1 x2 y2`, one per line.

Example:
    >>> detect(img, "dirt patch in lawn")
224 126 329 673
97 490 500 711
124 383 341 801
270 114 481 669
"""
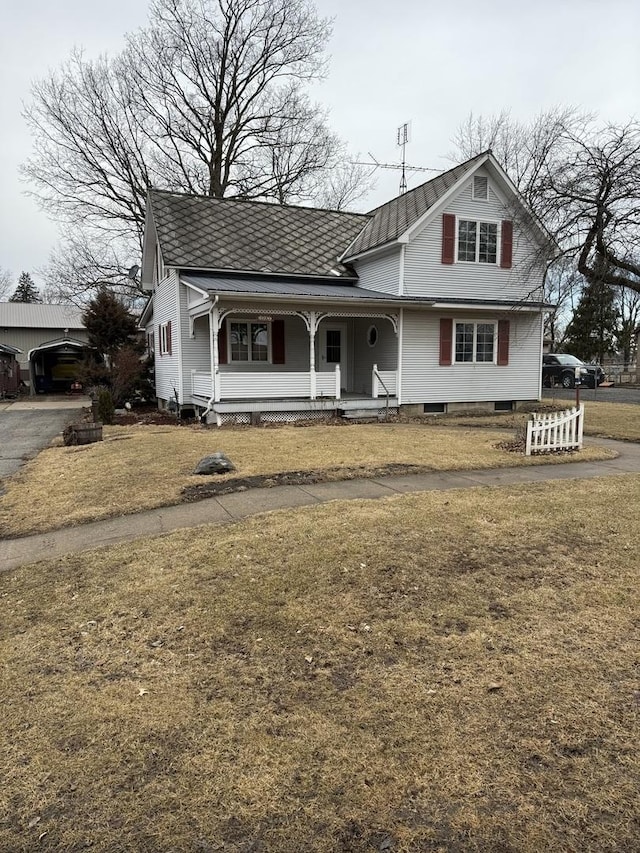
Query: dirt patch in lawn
1 477 639 851
181 462 431 500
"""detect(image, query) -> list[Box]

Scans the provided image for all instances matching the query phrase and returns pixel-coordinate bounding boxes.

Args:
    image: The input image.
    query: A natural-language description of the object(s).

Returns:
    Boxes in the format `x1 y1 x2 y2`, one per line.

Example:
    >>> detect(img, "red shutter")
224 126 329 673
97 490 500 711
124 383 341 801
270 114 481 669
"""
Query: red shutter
218 320 228 364
442 214 456 264
271 319 285 364
157 325 162 356
500 220 513 269
439 318 453 365
166 320 172 355
497 320 510 365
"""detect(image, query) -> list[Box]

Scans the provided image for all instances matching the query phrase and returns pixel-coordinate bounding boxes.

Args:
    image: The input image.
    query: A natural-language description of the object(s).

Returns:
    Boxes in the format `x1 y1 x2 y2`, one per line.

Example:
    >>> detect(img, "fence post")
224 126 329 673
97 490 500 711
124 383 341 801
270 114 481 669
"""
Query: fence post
525 420 533 456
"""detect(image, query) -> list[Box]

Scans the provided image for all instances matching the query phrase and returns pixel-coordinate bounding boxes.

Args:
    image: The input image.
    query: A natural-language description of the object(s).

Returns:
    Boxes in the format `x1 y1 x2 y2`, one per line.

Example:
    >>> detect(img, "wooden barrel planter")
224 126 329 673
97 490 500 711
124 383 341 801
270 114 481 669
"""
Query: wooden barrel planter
63 423 104 446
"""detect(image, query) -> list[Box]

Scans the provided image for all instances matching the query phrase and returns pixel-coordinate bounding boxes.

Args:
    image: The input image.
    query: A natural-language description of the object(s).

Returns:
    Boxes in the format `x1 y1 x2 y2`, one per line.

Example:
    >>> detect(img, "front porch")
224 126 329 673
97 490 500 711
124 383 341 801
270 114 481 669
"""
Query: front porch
184 295 399 422
190 365 398 422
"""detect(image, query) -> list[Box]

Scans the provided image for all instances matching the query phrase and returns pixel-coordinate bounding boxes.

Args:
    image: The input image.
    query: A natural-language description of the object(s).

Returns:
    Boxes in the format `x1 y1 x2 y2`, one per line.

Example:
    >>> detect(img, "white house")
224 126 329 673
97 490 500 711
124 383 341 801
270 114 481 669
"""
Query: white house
140 151 551 424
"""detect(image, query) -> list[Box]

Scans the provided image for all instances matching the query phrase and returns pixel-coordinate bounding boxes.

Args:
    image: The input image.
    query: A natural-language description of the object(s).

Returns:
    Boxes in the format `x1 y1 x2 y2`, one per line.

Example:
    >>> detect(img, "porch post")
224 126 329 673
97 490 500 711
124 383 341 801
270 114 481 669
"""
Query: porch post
372 364 379 399
335 365 341 400
211 303 220 402
309 311 317 400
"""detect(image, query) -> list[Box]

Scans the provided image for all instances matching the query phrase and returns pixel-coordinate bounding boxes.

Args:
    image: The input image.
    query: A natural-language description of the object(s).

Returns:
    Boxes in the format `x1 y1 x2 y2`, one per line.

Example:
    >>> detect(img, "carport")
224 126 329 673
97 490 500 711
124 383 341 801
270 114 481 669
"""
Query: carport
0 343 22 396
28 338 95 394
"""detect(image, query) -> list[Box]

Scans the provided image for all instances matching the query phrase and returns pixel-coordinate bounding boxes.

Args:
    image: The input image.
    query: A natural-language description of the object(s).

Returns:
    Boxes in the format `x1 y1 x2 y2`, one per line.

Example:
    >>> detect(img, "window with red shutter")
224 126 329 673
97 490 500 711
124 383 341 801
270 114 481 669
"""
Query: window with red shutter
271 319 285 364
500 220 513 269
441 214 456 264
218 320 228 364
166 320 172 355
497 320 510 365
439 318 453 365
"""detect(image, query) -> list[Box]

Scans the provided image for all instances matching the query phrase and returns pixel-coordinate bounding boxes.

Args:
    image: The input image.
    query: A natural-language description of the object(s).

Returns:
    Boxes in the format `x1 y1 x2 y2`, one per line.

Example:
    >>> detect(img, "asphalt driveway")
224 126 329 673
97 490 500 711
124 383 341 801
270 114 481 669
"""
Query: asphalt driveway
0 398 88 482
543 385 640 405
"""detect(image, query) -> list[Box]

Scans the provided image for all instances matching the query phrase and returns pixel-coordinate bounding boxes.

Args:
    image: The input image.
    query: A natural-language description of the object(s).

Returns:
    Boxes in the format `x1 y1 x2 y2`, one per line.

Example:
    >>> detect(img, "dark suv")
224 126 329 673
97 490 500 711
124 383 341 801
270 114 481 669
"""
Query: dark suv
542 354 605 389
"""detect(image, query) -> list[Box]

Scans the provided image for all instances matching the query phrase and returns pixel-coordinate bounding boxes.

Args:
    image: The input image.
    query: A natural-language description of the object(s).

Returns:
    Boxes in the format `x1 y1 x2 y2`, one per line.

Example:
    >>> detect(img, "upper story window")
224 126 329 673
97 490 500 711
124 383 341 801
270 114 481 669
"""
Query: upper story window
230 321 269 362
458 220 498 264
442 214 512 268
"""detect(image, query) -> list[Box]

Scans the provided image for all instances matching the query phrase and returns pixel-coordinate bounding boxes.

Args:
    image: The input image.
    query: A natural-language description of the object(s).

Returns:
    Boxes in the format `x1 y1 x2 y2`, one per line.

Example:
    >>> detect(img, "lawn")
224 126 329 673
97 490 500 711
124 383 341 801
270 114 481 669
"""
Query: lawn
1 476 639 851
444 398 640 442
0 421 612 539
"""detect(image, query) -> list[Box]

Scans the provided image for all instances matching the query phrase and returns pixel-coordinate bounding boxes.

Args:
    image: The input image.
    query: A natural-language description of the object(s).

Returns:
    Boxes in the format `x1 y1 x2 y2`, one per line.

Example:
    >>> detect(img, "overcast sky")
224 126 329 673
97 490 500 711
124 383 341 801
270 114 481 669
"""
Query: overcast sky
1 0 639 290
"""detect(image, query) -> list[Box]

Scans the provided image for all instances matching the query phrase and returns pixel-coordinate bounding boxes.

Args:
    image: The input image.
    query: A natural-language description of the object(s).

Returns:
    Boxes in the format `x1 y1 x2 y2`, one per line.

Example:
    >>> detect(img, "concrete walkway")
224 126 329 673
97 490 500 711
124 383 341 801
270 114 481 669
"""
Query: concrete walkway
2 437 640 573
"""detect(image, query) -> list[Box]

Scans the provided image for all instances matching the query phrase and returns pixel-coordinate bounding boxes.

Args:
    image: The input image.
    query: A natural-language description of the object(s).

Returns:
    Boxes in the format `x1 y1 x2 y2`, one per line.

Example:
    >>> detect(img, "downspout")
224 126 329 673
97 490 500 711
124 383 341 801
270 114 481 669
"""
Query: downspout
200 296 219 425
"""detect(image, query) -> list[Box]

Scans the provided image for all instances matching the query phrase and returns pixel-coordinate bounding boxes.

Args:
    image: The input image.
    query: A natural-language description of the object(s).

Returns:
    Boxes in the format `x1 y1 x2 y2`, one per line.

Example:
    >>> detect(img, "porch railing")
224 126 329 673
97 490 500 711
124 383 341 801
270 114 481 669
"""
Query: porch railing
191 370 213 398
372 367 397 397
191 365 398 403
191 367 344 401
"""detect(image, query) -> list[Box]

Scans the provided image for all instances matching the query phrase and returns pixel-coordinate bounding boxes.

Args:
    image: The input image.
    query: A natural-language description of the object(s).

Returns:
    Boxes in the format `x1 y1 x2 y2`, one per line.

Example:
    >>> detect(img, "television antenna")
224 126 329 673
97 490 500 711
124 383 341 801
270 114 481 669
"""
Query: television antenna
352 121 441 195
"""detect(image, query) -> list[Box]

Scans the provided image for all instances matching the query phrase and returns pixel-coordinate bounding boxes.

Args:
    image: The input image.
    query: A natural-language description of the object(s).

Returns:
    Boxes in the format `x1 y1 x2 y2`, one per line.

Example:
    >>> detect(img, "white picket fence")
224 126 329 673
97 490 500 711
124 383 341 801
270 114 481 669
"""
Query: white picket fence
525 405 584 455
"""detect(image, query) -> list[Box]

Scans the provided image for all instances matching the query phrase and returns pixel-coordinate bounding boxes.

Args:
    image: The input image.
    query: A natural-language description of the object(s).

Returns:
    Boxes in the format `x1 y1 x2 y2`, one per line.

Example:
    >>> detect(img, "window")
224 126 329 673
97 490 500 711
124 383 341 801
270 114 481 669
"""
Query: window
457 220 498 264
455 322 496 363
367 325 378 347
230 321 269 362
159 321 171 355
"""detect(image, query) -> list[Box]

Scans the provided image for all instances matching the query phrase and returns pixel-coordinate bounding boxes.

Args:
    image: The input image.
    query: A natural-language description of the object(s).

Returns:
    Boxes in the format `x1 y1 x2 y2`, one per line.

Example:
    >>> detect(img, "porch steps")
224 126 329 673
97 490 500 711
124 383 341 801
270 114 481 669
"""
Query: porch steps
338 408 387 421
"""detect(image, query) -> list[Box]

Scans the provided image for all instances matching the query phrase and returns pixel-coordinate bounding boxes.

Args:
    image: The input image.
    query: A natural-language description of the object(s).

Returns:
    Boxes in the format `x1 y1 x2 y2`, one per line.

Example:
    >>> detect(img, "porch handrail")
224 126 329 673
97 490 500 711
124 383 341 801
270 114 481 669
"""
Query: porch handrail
372 364 390 419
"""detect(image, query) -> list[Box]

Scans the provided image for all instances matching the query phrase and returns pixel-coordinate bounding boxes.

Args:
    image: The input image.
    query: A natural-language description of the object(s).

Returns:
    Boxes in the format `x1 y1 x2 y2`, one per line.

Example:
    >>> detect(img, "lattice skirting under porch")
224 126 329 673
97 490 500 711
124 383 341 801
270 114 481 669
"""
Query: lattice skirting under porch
216 408 398 425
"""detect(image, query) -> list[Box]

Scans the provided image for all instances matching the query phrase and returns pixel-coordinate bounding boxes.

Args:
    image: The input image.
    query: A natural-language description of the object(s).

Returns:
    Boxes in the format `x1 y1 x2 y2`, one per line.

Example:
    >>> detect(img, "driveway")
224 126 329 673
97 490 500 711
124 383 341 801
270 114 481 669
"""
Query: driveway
0 397 89 482
543 385 640 405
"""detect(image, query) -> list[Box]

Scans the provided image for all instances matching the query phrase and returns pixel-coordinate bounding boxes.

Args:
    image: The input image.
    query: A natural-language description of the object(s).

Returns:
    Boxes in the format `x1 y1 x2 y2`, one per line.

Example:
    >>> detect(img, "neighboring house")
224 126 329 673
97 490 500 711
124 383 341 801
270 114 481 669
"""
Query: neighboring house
0 303 91 393
140 151 551 424
0 343 21 396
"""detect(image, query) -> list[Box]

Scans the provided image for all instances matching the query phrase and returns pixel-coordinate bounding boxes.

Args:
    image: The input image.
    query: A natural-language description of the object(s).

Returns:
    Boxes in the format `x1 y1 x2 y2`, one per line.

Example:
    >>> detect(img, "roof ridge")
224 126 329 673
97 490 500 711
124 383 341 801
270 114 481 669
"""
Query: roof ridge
148 187 372 220
364 150 490 216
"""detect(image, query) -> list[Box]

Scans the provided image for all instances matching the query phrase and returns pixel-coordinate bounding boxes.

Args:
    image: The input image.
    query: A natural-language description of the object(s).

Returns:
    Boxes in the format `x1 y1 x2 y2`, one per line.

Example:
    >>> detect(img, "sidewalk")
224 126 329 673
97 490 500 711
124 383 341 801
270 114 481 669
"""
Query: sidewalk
2 437 640 573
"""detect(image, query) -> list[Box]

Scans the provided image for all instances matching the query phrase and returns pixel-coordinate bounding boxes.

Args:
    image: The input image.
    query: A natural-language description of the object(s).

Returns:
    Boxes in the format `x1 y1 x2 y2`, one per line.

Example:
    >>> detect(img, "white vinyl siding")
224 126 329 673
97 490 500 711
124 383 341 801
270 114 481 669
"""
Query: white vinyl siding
403 169 544 302
354 250 401 295
401 309 542 404
153 269 181 403
351 317 397 395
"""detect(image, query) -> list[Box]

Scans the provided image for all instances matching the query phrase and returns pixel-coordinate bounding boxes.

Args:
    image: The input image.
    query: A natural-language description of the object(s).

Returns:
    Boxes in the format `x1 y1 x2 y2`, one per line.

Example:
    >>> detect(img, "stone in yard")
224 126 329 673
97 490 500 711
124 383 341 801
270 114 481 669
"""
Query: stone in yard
194 452 236 475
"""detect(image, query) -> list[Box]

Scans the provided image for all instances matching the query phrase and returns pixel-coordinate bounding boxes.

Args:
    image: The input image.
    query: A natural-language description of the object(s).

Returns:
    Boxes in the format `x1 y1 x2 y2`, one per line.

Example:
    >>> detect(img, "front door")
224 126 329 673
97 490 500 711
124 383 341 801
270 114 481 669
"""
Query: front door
320 323 347 390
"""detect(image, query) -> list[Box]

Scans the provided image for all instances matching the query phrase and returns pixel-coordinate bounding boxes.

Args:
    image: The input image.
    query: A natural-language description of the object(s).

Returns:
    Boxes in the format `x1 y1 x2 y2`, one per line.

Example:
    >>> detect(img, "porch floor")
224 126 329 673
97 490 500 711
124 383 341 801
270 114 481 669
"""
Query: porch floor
191 394 398 414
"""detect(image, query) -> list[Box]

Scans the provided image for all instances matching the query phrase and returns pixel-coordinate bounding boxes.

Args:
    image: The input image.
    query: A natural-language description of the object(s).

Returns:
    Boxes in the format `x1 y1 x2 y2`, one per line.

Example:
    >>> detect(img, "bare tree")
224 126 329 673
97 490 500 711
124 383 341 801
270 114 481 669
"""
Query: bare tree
452 111 640 300
23 0 368 301
0 267 12 301
616 283 640 368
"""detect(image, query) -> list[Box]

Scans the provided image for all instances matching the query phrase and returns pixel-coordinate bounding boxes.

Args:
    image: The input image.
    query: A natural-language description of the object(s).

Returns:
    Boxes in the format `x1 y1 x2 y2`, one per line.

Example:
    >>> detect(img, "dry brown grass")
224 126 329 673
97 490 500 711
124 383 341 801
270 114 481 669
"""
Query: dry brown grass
0 422 612 538
1 476 639 851
444 398 640 442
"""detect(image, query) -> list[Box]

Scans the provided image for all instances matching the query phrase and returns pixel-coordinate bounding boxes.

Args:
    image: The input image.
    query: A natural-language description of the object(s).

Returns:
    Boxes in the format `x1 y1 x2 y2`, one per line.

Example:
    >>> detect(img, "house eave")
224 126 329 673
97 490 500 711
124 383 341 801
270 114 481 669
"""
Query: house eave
171 265 358 282
200 290 424 309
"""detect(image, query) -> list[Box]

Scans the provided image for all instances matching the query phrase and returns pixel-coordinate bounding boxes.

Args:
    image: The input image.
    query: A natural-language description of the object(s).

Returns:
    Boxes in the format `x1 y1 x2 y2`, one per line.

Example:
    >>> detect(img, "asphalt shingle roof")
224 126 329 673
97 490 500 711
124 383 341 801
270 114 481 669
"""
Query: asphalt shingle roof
0 302 85 329
342 152 489 259
149 191 370 278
